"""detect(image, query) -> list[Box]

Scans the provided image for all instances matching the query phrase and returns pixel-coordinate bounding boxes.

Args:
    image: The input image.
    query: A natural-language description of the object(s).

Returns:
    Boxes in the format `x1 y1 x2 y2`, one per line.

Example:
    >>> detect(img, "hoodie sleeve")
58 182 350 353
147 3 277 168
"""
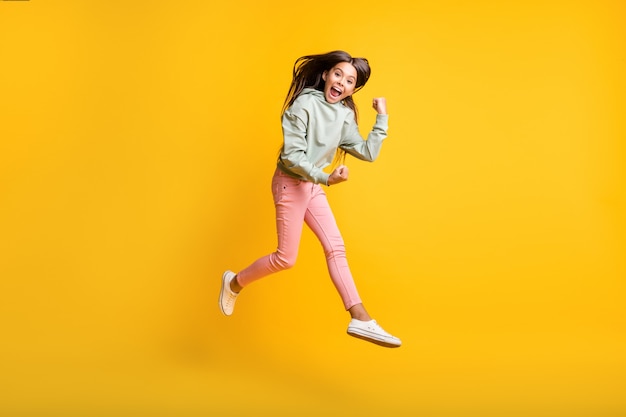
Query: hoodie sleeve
280 109 331 185
339 113 389 162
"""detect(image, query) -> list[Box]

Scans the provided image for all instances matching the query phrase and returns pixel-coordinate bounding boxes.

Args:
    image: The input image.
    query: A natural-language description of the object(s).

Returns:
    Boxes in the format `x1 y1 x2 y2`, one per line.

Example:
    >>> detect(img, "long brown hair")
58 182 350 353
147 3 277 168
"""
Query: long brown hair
281 50 371 166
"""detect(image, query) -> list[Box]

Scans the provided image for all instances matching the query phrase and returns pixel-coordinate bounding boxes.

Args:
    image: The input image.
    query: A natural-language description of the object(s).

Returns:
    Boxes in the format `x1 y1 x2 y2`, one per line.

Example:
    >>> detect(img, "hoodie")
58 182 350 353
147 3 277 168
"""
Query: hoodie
277 88 389 185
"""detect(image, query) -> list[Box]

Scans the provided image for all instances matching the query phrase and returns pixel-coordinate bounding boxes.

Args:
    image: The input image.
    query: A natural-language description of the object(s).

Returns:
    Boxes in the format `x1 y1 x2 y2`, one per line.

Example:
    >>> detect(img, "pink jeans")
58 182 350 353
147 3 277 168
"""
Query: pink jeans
236 168 362 310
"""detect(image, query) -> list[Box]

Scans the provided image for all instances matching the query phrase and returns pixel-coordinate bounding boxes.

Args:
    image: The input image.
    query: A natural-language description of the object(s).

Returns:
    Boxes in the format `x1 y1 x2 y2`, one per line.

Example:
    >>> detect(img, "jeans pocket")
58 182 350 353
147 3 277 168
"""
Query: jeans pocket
272 177 302 205
272 181 282 204
272 181 285 204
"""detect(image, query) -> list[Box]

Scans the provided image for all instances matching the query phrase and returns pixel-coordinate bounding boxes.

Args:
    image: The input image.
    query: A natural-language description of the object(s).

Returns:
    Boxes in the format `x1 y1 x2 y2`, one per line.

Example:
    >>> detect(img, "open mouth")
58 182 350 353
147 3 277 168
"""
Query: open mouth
329 86 342 99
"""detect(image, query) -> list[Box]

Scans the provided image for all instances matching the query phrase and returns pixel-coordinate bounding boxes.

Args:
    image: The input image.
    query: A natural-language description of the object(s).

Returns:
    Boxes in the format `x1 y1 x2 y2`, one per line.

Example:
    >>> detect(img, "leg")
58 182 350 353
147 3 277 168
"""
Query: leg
304 185 401 347
304 184 366 314
347 303 372 321
235 170 310 289
220 170 310 315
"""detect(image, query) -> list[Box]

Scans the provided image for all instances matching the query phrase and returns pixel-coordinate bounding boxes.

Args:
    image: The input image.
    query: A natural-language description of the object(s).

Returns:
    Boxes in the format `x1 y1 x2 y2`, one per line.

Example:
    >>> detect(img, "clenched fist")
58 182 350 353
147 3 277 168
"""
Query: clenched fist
327 165 349 186
372 97 387 115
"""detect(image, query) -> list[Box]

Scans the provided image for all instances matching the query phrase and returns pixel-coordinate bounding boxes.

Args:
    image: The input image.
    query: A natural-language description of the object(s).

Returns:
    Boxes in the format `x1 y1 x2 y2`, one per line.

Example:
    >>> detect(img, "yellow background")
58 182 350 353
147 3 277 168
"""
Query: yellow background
1 1 625 415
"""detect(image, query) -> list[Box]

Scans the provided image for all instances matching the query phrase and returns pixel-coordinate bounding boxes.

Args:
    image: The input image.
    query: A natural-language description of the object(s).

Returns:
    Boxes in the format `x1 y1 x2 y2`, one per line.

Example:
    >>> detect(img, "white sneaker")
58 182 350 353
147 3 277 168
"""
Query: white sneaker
347 319 402 348
219 270 239 316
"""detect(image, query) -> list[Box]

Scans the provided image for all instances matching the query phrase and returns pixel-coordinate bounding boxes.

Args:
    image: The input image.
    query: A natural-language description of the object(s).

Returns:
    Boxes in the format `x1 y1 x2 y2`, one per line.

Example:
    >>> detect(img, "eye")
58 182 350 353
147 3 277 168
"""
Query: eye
347 79 353 85
334 72 341 77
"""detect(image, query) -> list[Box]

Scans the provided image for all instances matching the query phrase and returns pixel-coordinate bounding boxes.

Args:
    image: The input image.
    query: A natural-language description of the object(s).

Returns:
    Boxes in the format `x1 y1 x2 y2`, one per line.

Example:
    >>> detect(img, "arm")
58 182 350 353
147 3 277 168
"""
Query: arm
339 97 389 162
280 110 331 185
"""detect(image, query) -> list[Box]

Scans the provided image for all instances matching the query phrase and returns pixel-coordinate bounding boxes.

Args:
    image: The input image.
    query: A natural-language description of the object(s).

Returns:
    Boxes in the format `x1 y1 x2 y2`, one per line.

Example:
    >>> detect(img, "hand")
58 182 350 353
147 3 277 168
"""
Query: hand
372 97 387 115
327 165 349 186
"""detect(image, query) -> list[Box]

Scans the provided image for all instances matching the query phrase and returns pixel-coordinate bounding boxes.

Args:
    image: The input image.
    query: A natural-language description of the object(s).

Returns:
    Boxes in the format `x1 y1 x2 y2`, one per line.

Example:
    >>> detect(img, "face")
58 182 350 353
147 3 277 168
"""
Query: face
322 61 357 104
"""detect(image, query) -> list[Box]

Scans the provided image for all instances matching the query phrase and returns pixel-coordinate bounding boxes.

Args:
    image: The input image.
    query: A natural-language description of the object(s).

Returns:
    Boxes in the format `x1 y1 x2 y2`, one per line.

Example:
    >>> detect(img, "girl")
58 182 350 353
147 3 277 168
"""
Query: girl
219 50 401 348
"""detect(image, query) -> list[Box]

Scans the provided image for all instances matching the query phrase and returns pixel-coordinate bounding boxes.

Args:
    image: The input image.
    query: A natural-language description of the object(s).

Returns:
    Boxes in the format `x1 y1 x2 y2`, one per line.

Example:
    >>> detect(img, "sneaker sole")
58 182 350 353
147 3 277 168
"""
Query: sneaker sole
347 329 401 348
218 271 232 316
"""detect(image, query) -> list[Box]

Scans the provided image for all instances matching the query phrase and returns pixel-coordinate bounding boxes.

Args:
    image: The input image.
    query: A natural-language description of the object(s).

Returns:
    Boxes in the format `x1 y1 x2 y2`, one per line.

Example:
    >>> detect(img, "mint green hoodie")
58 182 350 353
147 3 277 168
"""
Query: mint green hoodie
277 88 389 185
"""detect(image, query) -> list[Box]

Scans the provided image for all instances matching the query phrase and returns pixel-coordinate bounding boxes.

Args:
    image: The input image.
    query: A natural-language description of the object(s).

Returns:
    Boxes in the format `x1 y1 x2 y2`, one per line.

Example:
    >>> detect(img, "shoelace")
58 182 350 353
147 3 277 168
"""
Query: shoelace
367 321 391 337
224 290 237 306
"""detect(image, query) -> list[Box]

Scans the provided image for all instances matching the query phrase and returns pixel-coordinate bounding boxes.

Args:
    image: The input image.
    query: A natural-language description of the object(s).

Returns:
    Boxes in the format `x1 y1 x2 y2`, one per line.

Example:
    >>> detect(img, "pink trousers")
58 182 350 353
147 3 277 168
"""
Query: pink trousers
236 168 362 310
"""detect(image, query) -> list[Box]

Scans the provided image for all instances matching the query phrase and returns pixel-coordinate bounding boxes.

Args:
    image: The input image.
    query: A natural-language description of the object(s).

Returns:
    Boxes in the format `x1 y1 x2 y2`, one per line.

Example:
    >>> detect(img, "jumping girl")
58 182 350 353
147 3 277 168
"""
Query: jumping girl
219 50 401 348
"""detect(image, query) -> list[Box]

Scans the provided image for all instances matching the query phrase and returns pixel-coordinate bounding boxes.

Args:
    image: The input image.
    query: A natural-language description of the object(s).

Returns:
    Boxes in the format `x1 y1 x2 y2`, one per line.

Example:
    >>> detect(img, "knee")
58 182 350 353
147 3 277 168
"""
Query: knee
325 241 346 259
273 252 296 271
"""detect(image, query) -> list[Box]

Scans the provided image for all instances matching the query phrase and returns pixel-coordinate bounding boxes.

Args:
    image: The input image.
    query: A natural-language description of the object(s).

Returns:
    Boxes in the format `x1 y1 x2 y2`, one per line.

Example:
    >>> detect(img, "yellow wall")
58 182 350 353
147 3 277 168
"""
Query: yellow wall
1 1 624 415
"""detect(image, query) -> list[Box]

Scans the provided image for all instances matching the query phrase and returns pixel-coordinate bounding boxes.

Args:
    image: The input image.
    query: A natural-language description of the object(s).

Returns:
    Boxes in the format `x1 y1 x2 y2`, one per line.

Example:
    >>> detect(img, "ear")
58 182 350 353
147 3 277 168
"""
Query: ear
322 70 328 82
